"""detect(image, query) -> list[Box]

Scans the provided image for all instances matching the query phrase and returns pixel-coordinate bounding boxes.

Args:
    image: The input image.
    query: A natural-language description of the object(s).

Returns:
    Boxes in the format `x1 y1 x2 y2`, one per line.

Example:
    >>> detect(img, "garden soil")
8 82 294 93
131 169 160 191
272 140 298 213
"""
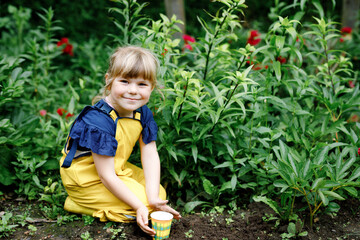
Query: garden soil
1 194 360 240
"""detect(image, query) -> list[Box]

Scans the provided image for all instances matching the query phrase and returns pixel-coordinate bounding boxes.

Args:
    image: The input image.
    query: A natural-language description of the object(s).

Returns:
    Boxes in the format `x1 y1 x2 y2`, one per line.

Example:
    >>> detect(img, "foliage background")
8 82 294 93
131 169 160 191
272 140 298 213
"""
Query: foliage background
1 0 360 233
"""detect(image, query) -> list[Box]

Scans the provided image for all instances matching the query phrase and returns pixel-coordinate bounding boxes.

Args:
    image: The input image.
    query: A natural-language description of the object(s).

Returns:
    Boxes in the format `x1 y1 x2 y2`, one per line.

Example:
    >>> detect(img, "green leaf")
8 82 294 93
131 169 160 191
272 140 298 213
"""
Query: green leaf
273 180 288 188
279 140 287 161
288 154 298 177
328 142 347 150
350 129 358 144
327 202 340 213
313 146 329 165
289 46 303 66
231 174 237 191
302 159 311 179
311 178 324 190
286 27 297 39
300 0 306 10
349 166 360 182
287 222 296 235
344 187 358 197
68 96 76 115
214 162 232 169
273 180 289 192
0 136 8 144
338 157 356 180
312 1 324 19
11 67 22 80
252 196 280 215
275 36 285 49
256 126 272 134
32 175 43 189
322 191 345 201
273 61 282 81
220 181 232 192
258 138 270 148
184 201 206 213
318 191 329 206
203 178 215 195
191 144 198 163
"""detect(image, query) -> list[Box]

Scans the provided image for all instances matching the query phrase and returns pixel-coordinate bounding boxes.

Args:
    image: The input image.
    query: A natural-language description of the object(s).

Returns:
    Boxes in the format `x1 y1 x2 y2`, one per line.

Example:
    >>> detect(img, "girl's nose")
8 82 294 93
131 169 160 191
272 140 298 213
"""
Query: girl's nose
128 83 138 94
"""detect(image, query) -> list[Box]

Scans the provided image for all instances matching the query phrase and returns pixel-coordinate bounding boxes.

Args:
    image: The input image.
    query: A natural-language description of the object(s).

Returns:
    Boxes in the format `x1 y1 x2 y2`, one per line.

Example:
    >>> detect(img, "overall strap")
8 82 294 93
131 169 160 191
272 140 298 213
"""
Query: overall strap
61 139 78 168
94 100 118 121
61 105 92 168
61 100 117 168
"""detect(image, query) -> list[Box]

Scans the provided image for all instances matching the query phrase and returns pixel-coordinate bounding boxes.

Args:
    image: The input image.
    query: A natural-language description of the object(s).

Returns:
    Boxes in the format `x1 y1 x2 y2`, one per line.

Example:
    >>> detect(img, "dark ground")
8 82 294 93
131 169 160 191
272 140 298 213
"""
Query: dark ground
1 195 360 240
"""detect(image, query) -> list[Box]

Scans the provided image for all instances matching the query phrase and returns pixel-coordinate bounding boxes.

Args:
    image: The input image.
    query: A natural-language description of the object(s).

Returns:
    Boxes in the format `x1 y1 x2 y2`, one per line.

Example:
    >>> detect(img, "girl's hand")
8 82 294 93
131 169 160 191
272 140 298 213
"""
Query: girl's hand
136 206 156 237
149 199 182 220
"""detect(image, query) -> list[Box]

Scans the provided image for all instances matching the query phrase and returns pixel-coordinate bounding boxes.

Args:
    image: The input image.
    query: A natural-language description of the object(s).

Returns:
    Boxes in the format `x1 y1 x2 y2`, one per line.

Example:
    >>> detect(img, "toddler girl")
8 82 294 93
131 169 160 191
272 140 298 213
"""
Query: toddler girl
59 46 180 236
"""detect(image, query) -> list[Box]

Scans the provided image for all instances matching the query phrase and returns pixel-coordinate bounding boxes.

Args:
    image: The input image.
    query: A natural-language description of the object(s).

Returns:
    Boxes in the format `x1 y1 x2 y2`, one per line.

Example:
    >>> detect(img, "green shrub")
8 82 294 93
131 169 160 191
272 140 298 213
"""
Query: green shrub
0 1 359 229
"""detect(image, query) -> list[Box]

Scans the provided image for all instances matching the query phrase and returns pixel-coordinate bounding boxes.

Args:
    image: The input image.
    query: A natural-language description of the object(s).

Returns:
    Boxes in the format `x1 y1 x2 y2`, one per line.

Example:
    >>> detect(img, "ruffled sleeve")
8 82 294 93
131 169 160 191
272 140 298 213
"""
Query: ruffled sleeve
69 109 118 156
140 105 158 144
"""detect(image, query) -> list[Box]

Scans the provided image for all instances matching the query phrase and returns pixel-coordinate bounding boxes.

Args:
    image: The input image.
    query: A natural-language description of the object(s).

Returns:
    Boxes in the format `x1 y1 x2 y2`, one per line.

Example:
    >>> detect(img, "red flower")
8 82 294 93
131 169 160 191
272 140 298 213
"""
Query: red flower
341 27 352 35
65 113 74 119
57 38 69 46
252 64 262 70
247 30 261 46
277 56 286 64
161 48 168 57
349 80 355 88
39 110 47 116
349 115 359 122
252 64 268 70
184 44 193 51
57 108 66 116
339 27 352 43
182 34 195 51
358 147 360 156
296 36 306 44
63 44 74 56
57 37 74 56
183 34 195 43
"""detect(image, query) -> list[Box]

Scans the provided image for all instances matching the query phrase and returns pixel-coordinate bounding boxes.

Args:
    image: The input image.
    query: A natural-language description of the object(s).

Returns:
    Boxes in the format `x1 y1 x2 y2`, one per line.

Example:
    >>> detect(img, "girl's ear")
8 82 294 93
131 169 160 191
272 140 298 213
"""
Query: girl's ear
105 73 112 91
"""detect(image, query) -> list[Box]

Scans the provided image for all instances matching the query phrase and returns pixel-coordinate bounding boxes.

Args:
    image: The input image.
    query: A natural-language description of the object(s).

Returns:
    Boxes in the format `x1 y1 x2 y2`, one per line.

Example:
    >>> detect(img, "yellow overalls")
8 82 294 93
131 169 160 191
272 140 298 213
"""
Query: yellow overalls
59 101 166 222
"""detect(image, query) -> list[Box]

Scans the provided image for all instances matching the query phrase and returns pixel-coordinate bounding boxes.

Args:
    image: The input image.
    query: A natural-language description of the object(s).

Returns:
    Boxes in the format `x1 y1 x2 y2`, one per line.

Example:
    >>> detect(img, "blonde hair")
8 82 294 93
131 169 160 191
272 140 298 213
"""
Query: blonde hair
93 46 159 104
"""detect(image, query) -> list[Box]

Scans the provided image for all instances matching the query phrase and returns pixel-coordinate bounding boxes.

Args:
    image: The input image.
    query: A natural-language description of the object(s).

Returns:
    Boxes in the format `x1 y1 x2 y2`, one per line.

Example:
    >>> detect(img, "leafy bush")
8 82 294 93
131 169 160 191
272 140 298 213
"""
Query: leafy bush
0 0 359 229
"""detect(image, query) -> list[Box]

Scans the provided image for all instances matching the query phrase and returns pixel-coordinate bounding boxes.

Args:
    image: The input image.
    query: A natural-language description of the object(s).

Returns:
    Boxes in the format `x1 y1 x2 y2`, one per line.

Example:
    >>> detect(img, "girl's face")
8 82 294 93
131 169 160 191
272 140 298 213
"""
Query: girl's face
107 75 153 117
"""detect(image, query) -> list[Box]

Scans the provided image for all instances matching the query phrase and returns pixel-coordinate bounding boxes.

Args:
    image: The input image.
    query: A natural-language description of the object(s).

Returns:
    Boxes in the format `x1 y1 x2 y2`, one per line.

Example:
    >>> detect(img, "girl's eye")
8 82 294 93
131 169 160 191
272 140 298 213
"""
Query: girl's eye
120 79 128 84
139 83 148 86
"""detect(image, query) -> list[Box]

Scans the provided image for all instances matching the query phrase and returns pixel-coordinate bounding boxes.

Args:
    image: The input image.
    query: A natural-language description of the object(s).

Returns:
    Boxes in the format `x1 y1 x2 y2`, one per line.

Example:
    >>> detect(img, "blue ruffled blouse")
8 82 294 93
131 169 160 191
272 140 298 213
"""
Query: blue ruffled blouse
68 99 158 158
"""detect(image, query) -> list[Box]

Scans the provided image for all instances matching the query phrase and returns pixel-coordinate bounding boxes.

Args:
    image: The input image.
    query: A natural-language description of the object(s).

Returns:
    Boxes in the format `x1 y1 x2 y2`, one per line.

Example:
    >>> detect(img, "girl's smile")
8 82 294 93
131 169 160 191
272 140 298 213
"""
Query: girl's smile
106 76 153 117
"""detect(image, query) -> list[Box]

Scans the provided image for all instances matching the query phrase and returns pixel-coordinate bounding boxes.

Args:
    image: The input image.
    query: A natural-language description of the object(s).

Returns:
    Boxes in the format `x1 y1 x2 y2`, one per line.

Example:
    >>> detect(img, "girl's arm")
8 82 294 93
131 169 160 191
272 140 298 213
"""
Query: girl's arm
139 138 181 219
139 139 161 204
92 152 156 236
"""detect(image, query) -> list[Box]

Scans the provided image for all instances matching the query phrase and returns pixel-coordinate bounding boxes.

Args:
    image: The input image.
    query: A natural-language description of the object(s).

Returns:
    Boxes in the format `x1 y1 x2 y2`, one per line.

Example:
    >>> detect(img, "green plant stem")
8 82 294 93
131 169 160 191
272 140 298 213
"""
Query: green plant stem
44 12 51 77
209 81 240 134
290 193 296 216
322 34 335 95
248 115 254 155
294 187 314 228
126 0 132 44
224 56 246 100
209 55 247 134
203 2 240 81
177 77 190 120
